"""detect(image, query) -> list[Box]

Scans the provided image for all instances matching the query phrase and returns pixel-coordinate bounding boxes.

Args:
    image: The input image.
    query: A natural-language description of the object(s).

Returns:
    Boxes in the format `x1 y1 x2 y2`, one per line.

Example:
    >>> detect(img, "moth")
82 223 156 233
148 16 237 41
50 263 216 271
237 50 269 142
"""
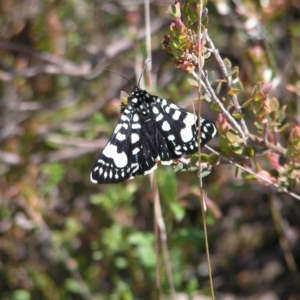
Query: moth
91 85 217 184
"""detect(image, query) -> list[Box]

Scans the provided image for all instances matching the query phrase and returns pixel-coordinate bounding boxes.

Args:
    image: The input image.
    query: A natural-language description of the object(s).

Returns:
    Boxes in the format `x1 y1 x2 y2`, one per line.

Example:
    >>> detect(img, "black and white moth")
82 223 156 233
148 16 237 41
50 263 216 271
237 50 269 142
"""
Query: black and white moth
91 86 217 184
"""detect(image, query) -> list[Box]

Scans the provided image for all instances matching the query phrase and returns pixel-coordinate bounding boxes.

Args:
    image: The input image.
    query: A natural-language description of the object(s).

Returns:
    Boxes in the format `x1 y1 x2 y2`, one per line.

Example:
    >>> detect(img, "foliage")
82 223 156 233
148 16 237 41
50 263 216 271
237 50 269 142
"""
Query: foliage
0 0 300 299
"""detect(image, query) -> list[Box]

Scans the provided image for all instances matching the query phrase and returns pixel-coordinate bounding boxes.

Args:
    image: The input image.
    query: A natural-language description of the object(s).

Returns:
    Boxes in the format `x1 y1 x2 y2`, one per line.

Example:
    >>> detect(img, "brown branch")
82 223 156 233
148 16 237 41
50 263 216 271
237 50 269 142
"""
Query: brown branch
248 133 287 156
205 31 249 135
0 19 167 81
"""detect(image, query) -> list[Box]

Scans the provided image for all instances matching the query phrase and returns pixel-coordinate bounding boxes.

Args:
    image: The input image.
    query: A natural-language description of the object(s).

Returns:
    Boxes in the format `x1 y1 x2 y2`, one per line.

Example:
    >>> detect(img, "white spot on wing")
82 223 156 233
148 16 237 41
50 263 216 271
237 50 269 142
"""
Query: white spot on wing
156 114 163 122
133 113 139 122
130 162 139 174
162 121 171 131
132 123 141 129
132 147 140 155
170 103 179 110
161 99 167 108
168 134 175 141
90 172 98 184
160 160 173 165
131 133 139 144
113 124 123 134
121 115 129 121
143 164 157 176
116 132 126 141
102 143 128 168
172 110 181 120
152 106 159 114
180 113 196 142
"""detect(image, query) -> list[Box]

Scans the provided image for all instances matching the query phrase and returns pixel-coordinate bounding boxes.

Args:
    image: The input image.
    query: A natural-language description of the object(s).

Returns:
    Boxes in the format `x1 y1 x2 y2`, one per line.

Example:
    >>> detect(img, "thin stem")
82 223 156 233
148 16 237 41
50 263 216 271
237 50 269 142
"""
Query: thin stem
152 174 161 300
144 0 152 71
150 173 176 299
205 32 249 135
205 145 300 201
197 2 215 299
191 70 247 141
144 2 175 296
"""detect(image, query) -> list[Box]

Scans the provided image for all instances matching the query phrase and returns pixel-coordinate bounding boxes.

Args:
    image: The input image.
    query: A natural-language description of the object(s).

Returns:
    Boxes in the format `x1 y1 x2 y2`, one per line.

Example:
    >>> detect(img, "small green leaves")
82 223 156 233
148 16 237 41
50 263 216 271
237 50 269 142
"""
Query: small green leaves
208 153 219 165
232 112 244 119
226 131 243 143
173 162 184 173
269 97 279 111
243 146 255 157
164 0 209 68
168 1 181 19
287 126 300 165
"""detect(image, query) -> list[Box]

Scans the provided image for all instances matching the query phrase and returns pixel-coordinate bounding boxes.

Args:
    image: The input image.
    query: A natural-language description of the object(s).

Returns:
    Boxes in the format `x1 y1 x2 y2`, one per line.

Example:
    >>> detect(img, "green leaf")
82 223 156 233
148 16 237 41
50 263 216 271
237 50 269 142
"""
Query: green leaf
208 153 219 165
199 168 213 178
41 162 66 196
241 98 253 108
114 256 128 269
243 146 255 157
136 245 155 268
172 228 204 245
190 154 198 165
168 2 181 19
93 112 107 126
64 278 82 294
226 131 240 143
254 121 264 130
128 232 154 246
232 113 244 119
210 102 222 112
269 97 279 111
173 162 184 173
253 91 266 102
187 78 199 87
228 88 240 95
12 290 31 300
200 153 209 162
170 202 185 221
223 58 232 71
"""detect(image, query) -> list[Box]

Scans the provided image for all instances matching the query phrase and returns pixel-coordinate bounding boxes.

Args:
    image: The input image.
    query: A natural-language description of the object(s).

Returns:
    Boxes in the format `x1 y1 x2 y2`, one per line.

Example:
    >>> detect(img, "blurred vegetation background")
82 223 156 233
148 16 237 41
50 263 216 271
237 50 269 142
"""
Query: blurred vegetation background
1 0 300 299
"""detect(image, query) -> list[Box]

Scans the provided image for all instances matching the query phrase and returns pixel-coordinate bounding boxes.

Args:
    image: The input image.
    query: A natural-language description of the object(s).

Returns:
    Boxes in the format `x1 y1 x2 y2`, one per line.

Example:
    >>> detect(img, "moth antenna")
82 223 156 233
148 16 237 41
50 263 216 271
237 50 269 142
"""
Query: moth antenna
137 60 152 87
99 69 136 87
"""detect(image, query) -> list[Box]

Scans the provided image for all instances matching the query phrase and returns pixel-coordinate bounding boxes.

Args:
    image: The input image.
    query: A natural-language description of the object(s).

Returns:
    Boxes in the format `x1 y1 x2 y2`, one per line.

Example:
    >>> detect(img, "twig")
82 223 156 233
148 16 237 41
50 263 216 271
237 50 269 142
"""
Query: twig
151 173 161 300
205 145 300 201
205 31 249 135
248 133 287 157
197 5 215 299
192 70 247 141
150 173 176 300
143 3 176 297
0 19 167 81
